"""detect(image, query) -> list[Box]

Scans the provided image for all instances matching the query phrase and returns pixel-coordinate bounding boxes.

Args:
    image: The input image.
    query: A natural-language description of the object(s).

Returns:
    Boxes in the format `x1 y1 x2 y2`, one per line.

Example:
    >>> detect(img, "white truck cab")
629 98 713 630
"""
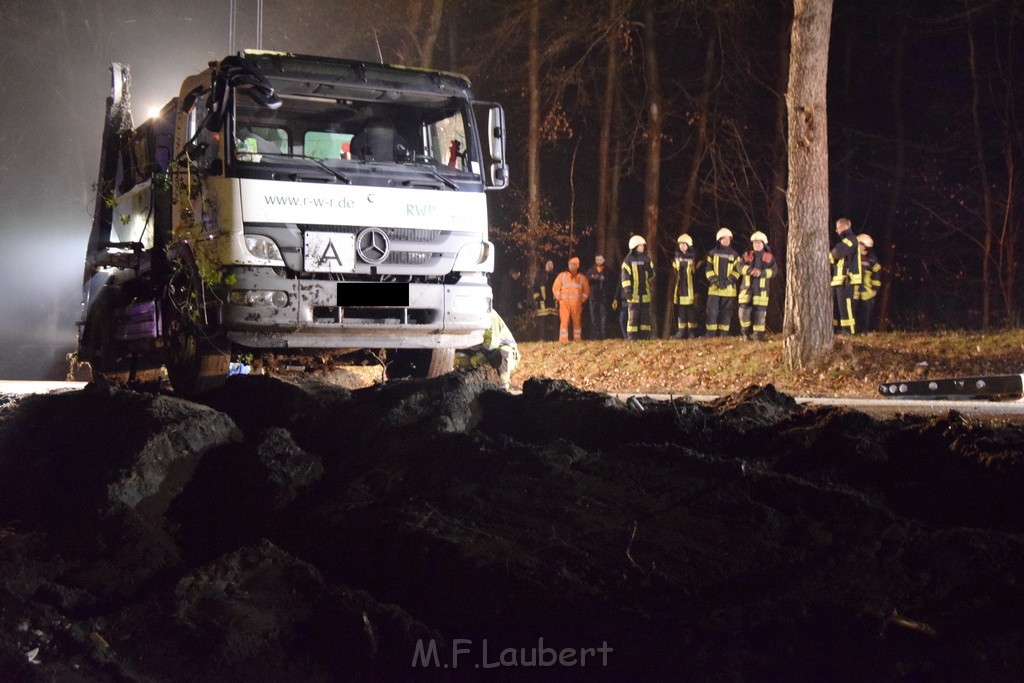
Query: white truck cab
79 51 508 394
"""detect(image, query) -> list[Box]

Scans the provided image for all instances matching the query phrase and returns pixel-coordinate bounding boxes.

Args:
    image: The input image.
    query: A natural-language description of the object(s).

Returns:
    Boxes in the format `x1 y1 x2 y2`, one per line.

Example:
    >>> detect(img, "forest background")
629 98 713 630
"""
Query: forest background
0 0 1020 377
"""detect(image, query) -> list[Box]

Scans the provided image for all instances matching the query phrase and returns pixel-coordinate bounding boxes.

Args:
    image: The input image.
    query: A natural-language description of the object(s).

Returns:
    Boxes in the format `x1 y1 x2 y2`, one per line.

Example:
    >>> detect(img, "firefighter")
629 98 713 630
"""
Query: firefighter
854 233 881 334
737 231 776 341
585 255 614 340
621 235 655 340
829 217 862 335
454 310 520 390
532 259 559 341
552 256 590 343
671 234 699 338
704 227 740 336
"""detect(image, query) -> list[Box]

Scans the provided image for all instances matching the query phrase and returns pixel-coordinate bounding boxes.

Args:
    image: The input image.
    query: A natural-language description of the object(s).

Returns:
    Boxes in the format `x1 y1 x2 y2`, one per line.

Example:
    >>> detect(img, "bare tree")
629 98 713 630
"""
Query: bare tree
782 0 834 369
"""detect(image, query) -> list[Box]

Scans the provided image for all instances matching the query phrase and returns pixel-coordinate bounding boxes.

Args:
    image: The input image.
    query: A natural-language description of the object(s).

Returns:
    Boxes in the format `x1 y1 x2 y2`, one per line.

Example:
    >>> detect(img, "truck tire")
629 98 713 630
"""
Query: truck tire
425 347 455 377
386 348 455 380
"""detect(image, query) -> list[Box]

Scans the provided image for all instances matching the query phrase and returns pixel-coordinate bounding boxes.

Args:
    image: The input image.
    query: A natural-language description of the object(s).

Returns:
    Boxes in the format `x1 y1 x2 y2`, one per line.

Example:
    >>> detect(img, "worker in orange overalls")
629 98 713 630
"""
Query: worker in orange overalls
552 256 590 343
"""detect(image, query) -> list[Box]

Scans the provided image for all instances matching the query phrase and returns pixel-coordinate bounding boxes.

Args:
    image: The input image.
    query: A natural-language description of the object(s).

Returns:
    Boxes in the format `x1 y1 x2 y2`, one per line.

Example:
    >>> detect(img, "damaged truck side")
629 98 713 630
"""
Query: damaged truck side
78 51 508 395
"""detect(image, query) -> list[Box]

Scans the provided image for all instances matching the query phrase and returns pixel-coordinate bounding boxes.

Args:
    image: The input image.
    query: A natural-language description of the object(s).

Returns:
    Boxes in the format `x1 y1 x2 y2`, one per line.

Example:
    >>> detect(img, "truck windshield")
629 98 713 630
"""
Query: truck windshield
230 93 479 178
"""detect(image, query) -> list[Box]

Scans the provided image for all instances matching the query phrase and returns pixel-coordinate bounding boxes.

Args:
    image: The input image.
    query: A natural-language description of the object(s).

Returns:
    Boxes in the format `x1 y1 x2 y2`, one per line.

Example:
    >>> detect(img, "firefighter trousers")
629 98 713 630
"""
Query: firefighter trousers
706 295 736 336
626 301 651 340
833 284 856 334
738 303 767 338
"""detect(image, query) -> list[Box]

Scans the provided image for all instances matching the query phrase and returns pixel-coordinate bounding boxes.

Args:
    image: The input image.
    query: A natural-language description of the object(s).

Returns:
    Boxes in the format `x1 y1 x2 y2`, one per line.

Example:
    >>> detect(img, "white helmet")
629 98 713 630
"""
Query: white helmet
677 233 693 246
628 235 647 250
716 227 733 241
750 231 768 244
857 234 874 248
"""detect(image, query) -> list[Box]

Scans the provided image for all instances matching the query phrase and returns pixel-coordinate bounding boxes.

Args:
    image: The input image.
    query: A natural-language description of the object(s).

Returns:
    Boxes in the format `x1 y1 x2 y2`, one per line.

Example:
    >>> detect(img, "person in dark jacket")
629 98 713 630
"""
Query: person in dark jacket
829 217 862 335
585 255 614 340
704 227 740 336
532 259 559 341
853 233 881 334
620 235 655 340
737 231 776 341
671 234 699 338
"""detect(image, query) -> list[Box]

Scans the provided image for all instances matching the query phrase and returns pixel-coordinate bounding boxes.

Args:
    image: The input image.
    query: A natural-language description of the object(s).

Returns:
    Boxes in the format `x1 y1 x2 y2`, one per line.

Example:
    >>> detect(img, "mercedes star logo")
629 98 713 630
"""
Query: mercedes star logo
356 227 390 264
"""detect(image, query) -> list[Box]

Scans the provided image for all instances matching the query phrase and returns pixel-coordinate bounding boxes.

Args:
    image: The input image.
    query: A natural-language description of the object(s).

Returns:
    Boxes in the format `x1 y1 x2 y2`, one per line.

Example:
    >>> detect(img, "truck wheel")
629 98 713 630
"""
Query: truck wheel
425 347 455 377
164 310 229 396
386 348 455 380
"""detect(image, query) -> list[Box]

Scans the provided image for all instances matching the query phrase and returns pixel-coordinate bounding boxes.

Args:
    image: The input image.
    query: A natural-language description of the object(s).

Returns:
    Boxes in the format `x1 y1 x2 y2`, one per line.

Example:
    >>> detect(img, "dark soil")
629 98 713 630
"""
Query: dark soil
1 373 1023 680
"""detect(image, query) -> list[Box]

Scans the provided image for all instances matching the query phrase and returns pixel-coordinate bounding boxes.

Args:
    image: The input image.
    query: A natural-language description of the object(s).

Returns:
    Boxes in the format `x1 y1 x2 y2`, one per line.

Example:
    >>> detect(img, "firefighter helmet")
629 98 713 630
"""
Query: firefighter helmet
750 231 768 244
857 234 874 248
716 227 733 241
677 233 693 246
628 235 647 250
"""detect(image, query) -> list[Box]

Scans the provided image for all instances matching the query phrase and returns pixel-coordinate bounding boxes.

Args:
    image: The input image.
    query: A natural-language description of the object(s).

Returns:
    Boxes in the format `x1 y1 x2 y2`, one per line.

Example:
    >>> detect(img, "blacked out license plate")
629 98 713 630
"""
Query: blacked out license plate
337 283 409 307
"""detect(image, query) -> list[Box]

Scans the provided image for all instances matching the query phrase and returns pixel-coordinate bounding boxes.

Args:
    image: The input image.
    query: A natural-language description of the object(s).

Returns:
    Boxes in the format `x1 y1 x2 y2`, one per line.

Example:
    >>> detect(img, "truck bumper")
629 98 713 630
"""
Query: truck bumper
222 269 490 350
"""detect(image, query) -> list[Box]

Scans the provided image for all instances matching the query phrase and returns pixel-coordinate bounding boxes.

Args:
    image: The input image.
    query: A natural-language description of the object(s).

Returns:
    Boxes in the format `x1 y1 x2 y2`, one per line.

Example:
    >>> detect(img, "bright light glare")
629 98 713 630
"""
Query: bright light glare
148 106 161 119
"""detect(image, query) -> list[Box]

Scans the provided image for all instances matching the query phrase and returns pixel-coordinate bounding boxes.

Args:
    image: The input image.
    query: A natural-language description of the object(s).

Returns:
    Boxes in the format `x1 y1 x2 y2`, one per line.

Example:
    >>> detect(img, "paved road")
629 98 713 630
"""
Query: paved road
611 392 1024 424
3 381 1023 424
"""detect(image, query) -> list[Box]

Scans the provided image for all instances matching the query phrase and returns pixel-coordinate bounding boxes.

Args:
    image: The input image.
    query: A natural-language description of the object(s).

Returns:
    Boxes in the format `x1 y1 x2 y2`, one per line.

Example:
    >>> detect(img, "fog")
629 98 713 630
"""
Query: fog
0 1 387 379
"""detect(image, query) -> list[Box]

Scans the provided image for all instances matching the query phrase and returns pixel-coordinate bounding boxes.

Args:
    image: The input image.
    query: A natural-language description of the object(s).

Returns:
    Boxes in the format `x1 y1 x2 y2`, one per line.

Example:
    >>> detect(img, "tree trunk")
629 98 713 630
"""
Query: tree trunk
666 36 716 335
526 0 542 288
782 0 834 370
596 0 620 259
407 0 445 68
641 0 664 334
876 21 906 332
967 10 994 328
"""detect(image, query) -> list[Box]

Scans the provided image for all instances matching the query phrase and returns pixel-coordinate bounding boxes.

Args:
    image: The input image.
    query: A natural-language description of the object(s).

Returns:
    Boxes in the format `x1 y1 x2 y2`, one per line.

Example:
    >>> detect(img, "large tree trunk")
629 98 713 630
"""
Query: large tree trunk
595 0 620 259
967 12 994 328
641 0 664 334
526 0 542 288
782 0 834 369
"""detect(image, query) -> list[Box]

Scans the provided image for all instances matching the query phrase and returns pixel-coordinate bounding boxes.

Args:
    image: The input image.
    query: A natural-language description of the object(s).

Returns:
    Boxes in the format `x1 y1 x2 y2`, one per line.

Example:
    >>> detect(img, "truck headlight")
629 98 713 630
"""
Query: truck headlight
244 235 284 262
452 240 494 272
229 290 290 307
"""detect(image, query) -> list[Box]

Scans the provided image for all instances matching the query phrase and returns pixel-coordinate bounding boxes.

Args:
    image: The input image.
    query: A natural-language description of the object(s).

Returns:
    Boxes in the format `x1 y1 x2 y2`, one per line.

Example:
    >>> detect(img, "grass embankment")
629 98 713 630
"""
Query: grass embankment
513 330 1024 398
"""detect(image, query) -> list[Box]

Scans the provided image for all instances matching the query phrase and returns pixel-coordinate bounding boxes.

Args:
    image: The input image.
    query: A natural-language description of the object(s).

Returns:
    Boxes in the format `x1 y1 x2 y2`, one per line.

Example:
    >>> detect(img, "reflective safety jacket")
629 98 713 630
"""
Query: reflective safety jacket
532 281 557 317
704 244 740 297
482 310 518 353
672 252 697 305
829 228 862 287
621 250 655 303
738 248 776 306
553 270 590 305
854 251 881 301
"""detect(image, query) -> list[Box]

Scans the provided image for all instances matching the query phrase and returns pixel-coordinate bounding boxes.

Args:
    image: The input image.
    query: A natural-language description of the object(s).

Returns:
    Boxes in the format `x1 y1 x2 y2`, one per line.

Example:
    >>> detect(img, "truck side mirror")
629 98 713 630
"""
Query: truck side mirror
488 105 506 163
487 105 508 190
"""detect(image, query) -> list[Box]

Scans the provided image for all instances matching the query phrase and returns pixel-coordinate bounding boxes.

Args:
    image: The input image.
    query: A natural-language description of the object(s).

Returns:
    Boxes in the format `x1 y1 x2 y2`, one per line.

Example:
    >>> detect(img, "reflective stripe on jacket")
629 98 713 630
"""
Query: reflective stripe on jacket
672 253 697 305
553 271 590 303
829 229 862 286
854 252 881 300
738 249 776 306
705 245 740 297
621 251 655 303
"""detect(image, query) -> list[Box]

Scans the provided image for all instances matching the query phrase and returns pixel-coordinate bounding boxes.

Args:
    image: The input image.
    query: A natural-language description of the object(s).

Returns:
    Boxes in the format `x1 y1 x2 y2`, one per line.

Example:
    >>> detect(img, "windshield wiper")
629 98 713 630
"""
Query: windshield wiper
256 153 351 184
401 168 459 191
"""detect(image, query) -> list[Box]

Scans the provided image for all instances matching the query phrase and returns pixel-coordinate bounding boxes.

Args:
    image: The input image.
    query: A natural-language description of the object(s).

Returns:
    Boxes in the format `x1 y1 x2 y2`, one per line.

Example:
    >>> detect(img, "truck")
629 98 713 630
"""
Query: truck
78 51 508 395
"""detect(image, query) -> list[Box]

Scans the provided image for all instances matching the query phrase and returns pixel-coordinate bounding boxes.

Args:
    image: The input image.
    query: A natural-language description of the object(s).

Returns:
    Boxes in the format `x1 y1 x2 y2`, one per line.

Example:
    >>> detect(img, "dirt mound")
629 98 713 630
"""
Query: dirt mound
1 372 1023 679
